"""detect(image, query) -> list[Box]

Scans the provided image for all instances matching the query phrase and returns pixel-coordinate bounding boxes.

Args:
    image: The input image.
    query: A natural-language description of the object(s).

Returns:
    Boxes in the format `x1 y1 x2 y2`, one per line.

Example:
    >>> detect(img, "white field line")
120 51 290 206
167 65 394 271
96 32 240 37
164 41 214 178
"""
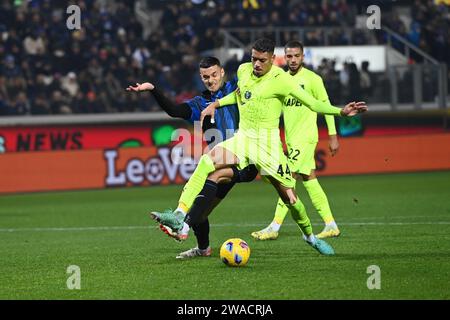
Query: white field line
0 221 450 233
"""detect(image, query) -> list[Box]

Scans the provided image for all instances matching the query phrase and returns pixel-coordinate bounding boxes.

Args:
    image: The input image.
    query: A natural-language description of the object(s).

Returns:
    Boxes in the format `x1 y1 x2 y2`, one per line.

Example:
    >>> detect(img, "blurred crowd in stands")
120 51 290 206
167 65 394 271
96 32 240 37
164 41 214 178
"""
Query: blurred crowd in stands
0 0 448 116
382 0 449 65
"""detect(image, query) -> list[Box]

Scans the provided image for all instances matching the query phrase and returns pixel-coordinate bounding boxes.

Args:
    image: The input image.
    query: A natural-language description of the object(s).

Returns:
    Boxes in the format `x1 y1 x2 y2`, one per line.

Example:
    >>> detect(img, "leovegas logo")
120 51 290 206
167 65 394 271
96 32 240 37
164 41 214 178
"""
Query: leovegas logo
104 147 196 186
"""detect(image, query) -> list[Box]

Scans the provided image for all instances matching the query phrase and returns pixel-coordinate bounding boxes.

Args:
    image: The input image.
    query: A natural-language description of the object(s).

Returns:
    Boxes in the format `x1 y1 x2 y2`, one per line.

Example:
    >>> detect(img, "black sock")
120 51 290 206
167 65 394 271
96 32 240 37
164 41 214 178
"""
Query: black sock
192 219 210 250
184 180 218 227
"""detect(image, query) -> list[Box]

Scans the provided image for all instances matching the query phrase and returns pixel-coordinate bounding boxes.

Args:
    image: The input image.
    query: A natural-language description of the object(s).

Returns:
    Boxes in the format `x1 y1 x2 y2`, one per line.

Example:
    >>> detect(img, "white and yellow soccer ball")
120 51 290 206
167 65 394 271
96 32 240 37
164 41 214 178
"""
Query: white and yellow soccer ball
219 238 251 267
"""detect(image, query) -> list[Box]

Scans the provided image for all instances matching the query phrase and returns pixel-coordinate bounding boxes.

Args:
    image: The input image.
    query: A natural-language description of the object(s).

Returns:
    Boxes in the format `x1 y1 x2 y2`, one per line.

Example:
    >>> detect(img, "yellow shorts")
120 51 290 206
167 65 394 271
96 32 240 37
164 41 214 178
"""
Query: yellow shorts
216 131 295 188
286 141 317 176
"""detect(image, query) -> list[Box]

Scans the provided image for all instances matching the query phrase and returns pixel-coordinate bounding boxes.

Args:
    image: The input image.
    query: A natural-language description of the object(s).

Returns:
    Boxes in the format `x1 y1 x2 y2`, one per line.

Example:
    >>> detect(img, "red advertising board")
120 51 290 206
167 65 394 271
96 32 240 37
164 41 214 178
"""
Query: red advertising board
0 146 195 194
0 124 443 154
0 126 156 153
0 133 449 194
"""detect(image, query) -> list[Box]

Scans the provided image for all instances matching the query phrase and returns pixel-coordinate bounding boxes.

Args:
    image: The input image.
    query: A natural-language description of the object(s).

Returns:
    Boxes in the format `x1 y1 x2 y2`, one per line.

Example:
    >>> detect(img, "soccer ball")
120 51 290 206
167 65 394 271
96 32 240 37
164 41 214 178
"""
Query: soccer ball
219 238 250 267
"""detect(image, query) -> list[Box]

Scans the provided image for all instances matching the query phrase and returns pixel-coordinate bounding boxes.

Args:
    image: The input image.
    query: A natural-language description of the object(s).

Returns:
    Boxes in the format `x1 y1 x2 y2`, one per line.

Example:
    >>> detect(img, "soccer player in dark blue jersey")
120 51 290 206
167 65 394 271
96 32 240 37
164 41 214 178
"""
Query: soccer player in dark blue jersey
127 57 257 259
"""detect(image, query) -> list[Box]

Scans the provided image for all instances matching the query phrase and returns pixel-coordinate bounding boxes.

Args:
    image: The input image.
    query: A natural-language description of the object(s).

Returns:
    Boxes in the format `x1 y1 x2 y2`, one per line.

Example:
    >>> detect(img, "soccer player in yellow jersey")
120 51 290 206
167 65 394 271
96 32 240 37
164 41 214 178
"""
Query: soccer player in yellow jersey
151 38 367 256
252 40 341 241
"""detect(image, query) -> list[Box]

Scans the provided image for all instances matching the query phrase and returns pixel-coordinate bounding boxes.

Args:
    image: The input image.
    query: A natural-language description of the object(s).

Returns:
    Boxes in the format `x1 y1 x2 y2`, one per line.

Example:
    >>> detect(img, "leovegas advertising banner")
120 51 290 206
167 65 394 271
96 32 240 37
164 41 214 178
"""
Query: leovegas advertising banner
0 133 449 194
0 146 195 194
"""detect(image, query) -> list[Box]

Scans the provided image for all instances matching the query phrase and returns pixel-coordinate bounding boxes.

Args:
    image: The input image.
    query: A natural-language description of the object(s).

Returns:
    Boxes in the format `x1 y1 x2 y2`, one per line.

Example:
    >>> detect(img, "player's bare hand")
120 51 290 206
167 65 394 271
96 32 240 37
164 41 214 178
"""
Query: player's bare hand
328 134 339 157
340 101 367 116
200 101 219 125
126 82 154 92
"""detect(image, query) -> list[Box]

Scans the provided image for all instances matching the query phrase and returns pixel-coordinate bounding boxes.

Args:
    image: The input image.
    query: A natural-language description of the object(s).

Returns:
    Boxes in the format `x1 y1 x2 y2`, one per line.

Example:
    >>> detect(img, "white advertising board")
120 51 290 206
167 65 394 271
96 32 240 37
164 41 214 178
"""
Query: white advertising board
229 46 386 71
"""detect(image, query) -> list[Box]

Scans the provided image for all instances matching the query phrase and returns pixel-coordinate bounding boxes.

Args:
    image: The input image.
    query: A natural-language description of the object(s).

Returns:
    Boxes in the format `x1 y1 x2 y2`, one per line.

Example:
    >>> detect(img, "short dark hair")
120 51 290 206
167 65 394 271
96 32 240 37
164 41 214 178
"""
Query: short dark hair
284 40 304 52
252 38 275 54
199 56 221 69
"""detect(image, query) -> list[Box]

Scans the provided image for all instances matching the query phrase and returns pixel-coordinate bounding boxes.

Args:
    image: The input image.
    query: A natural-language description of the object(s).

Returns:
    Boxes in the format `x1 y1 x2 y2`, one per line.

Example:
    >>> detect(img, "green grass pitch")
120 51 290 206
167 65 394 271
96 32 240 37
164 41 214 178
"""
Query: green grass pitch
0 171 449 299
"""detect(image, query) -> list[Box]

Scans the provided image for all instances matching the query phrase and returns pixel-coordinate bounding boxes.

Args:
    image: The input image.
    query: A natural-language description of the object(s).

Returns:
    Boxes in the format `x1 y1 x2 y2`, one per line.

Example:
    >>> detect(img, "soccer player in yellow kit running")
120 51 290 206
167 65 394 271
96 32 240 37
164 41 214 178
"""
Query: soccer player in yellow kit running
252 40 341 241
151 38 367 256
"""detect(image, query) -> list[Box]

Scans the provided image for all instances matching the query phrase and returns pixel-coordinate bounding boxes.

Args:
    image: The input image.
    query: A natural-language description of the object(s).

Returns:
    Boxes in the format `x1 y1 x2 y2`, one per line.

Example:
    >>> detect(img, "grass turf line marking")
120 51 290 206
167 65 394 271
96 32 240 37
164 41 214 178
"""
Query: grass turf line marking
1 221 450 233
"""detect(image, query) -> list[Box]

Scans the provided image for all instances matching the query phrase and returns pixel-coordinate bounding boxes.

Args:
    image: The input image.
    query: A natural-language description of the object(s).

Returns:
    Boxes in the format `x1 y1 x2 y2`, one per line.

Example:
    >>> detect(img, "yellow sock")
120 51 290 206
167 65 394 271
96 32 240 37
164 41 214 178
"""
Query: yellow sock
178 155 215 210
303 179 335 224
177 202 189 214
287 199 313 236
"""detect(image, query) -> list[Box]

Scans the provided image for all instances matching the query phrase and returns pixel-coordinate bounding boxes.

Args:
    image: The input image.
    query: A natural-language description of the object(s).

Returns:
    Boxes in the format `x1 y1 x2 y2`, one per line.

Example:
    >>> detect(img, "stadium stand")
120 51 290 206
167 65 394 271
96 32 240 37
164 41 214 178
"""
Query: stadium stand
0 0 448 115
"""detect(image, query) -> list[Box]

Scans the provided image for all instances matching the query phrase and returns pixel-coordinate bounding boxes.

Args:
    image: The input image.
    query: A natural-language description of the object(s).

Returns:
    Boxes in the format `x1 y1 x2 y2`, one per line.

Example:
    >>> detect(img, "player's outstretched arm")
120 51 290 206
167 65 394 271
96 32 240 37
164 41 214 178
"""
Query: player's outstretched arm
219 89 238 107
126 82 154 92
286 79 368 116
340 101 368 116
290 87 341 115
292 88 368 117
126 82 192 120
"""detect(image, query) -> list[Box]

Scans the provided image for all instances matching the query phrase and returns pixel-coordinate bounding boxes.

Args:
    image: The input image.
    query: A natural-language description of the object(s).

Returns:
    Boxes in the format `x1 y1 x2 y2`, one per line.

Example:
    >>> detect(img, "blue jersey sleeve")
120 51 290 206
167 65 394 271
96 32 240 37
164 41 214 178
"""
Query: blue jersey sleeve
185 98 202 123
